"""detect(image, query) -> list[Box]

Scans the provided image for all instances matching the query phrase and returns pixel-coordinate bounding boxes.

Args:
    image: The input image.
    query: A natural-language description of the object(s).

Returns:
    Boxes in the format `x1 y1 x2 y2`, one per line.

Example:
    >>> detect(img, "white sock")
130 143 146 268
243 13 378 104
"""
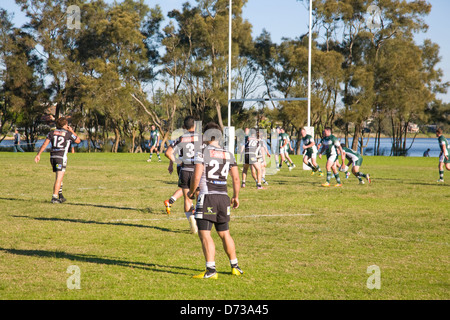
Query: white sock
52 194 58 198
206 261 216 269
230 258 238 266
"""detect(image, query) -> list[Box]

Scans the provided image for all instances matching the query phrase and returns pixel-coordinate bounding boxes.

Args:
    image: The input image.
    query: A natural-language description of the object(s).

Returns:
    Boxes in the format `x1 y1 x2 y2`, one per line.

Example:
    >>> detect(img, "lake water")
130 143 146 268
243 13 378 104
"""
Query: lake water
0 137 443 157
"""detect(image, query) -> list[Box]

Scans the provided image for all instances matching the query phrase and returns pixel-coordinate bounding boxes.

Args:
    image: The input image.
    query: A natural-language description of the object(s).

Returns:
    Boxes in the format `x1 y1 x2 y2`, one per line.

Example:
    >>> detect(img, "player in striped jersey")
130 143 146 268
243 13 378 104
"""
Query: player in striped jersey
341 147 371 184
165 116 202 234
34 117 81 203
188 122 242 279
241 128 263 189
436 128 450 182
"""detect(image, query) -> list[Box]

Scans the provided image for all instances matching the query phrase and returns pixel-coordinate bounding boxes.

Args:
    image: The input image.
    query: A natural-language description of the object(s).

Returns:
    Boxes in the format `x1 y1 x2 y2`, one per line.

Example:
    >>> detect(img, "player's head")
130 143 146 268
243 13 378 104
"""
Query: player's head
324 127 332 137
203 122 222 144
300 128 307 137
276 126 281 134
436 128 442 137
56 117 68 129
151 124 156 130
14 128 19 133
183 116 195 131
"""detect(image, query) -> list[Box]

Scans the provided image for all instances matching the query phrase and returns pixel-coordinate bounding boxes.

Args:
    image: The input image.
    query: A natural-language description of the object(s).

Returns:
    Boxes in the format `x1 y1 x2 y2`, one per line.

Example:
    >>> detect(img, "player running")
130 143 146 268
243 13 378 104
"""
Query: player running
188 122 242 279
163 162 183 215
340 147 371 184
300 128 323 176
147 124 161 162
436 128 450 182
165 116 202 234
318 127 345 187
34 117 81 203
278 128 295 170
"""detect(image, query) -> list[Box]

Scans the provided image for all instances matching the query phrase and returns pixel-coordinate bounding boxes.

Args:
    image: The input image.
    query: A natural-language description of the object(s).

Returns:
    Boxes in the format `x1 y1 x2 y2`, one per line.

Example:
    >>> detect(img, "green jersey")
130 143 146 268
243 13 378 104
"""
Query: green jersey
342 147 363 166
438 135 449 157
150 129 160 145
281 133 290 148
321 135 341 157
302 134 314 150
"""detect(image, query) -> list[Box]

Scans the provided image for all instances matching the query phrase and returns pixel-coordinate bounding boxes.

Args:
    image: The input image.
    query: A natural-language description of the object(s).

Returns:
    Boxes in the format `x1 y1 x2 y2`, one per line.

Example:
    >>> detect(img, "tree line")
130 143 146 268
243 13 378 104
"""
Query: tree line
0 0 448 155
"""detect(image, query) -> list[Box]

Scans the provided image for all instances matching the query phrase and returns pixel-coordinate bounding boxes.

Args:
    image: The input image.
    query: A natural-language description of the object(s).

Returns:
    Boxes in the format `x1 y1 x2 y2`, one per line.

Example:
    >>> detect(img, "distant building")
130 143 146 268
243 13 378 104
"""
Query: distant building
407 123 419 133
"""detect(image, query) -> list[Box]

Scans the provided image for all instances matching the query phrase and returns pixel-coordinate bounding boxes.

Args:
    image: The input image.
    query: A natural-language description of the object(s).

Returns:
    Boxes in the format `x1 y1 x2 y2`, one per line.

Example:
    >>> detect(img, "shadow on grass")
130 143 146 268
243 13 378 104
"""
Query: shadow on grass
373 178 449 187
12 215 186 234
0 247 196 276
0 196 157 213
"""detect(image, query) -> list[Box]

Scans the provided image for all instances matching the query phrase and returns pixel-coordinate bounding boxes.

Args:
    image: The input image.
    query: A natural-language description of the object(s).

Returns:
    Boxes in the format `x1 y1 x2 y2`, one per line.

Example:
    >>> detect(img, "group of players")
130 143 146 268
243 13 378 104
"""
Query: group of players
33 116 450 279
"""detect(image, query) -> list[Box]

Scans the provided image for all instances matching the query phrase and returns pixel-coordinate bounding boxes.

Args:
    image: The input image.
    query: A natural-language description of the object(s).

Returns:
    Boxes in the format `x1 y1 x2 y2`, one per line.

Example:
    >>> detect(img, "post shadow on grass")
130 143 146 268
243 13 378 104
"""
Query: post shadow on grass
372 178 448 187
0 247 196 275
0 196 157 214
12 215 186 234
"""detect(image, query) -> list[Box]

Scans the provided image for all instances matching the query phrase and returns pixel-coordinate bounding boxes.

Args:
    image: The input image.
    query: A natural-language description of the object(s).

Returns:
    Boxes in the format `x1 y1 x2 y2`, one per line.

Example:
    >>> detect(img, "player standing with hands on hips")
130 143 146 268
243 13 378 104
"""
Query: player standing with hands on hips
34 117 81 203
187 122 243 279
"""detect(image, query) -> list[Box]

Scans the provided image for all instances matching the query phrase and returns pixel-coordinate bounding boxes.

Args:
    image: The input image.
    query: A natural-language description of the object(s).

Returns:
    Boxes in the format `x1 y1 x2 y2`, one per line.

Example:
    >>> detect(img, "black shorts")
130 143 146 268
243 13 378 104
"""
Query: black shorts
50 157 67 172
178 169 193 189
195 194 231 224
244 153 258 165
196 219 229 232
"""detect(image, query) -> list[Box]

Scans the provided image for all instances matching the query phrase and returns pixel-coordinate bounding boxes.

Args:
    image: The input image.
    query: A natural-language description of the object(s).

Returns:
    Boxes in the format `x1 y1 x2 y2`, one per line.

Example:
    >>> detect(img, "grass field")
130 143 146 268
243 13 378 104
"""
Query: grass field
0 152 448 300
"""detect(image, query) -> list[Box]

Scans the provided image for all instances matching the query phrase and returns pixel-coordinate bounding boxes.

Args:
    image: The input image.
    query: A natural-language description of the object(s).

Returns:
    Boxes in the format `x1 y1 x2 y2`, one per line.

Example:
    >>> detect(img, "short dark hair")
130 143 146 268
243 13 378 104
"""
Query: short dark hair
56 117 68 129
436 128 443 135
324 127 332 132
203 122 222 141
183 116 195 130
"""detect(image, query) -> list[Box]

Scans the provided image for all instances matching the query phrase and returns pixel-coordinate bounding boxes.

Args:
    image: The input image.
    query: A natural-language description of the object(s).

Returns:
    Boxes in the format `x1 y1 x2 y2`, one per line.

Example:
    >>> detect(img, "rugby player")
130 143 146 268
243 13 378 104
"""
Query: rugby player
188 122 242 279
278 128 295 170
436 128 450 182
318 127 345 187
300 128 323 176
34 117 81 203
256 129 271 185
163 161 183 215
340 147 371 184
242 128 263 189
147 124 161 162
165 116 202 234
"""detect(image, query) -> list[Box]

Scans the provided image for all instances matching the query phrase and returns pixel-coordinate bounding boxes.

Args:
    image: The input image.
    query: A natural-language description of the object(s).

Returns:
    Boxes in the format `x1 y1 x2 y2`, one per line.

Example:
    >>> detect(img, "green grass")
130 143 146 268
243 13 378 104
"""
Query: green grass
0 152 448 300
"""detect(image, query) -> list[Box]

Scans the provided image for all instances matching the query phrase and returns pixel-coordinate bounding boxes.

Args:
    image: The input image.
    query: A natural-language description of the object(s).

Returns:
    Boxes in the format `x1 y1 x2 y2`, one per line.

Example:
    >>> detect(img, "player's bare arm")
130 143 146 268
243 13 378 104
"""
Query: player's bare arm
165 146 175 162
338 145 345 164
188 163 203 199
66 126 82 144
230 165 240 209
35 138 51 163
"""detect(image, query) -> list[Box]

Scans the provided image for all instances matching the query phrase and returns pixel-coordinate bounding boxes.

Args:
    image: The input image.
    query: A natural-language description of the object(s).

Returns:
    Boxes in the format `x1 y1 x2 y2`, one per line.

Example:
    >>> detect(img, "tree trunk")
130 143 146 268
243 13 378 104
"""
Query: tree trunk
113 126 120 153
214 99 224 130
351 123 361 150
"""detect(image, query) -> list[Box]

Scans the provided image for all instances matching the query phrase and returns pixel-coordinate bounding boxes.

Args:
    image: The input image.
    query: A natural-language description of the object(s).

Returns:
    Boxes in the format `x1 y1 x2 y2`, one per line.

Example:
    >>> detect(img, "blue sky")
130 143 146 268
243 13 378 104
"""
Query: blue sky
2 0 449 102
